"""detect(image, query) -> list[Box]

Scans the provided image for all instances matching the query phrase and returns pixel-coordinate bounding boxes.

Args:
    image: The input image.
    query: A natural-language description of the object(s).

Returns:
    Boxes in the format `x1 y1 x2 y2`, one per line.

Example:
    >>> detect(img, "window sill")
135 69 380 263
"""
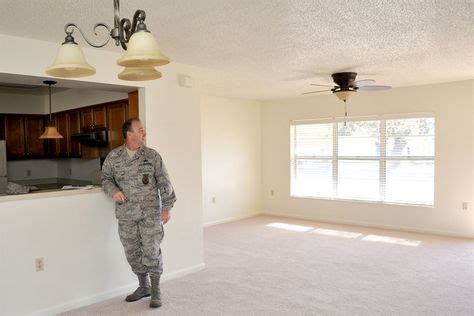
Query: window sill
290 194 434 208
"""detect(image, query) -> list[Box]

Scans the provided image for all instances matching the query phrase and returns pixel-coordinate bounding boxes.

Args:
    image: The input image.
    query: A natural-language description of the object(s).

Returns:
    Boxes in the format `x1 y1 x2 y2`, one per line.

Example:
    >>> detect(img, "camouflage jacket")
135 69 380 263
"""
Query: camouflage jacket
101 145 176 216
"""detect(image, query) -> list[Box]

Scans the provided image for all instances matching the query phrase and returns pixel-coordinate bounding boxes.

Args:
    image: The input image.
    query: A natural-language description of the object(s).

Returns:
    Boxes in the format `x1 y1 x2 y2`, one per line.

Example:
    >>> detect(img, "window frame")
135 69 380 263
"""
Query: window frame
290 113 435 207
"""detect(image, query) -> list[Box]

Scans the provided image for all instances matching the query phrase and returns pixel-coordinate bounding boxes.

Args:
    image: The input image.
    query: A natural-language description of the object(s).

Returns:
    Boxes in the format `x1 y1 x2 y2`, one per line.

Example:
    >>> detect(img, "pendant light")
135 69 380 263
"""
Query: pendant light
40 81 63 139
46 36 96 78
118 67 162 81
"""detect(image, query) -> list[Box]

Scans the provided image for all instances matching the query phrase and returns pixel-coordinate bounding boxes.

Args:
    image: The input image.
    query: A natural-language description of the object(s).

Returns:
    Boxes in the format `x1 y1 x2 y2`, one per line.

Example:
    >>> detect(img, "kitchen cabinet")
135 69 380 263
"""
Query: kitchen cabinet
107 101 127 151
4 114 45 160
68 110 81 157
49 110 82 158
54 112 68 157
5 115 25 159
1 95 135 160
80 105 106 131
127 91 139 119
24 115 45 158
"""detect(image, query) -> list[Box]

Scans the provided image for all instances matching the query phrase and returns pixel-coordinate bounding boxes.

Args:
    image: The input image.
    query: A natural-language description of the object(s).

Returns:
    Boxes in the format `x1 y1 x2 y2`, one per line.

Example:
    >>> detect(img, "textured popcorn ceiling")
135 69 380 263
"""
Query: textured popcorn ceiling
0 0 473 100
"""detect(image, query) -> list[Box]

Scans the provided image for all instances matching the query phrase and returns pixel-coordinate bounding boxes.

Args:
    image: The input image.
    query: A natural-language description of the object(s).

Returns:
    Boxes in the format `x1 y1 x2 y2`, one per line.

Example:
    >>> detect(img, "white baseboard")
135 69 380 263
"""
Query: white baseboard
31 263 206 316
203 212 261 227
263 211 474 239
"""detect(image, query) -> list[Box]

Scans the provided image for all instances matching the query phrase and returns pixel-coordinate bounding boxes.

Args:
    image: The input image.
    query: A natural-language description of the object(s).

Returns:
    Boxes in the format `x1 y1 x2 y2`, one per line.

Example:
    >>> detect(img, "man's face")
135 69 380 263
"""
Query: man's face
128 120 146 146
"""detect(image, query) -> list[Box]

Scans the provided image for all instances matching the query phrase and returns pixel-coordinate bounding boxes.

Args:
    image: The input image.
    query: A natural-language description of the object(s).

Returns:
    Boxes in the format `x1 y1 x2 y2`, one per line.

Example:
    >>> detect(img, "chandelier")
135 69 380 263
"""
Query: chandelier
46 0 169 81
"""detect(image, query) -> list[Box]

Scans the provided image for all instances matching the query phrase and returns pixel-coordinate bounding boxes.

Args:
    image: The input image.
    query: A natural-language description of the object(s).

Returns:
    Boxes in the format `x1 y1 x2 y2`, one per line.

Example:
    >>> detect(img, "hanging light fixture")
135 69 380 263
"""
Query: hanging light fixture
46 0 169 81
118 67 162 81
40 81 63 139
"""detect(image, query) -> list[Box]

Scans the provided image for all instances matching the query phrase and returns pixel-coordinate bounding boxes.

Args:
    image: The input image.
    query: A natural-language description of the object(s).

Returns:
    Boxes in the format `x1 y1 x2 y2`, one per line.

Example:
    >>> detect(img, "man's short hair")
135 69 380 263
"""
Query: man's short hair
122 118 140 139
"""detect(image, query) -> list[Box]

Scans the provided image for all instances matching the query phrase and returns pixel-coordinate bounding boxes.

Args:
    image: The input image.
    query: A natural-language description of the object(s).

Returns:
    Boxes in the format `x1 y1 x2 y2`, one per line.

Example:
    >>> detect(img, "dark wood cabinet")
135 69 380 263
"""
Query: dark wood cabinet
107 101 127 151
55 112 68 157
4 114 45 160
80 105 107 131
68 110 81 157
24 115 45 158
2 95 136 160
5 115 25 159
127 91 139 119
48 111 82 158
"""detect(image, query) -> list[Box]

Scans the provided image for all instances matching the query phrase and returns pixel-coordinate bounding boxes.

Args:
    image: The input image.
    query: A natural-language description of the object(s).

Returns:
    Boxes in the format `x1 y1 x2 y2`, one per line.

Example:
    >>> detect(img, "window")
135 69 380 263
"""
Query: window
290 116 435 206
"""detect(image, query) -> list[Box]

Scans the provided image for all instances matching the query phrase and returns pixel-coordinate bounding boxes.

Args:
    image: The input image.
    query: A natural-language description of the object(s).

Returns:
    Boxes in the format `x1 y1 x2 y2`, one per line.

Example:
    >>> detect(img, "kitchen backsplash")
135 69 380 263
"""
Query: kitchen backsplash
8 158 101 184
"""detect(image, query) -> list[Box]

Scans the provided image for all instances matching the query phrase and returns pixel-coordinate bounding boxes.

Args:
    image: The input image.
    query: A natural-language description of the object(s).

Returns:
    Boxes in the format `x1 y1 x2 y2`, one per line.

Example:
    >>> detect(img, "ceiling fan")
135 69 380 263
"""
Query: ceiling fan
302 72 392 102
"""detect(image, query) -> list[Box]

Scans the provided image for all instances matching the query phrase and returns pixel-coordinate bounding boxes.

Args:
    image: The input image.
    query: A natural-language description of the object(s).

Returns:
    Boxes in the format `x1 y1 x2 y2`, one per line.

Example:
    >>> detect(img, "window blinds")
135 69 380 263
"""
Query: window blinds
290 116 434 206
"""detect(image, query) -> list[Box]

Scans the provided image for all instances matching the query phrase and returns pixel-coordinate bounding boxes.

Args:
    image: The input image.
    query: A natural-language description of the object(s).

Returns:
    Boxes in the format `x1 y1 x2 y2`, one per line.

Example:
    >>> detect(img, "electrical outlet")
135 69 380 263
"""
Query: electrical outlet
462 202 468 210
26 170 31 177
35 258 44 272
269 189 275 199
211 197 216 204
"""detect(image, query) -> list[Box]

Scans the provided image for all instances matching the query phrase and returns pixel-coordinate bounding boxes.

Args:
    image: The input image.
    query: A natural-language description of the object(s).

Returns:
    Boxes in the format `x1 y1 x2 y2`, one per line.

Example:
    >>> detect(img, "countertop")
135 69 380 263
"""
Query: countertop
0 178 103 202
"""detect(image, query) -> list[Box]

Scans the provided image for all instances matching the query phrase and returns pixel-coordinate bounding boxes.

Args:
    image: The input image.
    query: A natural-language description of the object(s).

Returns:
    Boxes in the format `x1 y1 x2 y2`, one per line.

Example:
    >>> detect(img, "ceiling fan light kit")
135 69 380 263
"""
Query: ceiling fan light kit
303 72 392 115
46 0 169 81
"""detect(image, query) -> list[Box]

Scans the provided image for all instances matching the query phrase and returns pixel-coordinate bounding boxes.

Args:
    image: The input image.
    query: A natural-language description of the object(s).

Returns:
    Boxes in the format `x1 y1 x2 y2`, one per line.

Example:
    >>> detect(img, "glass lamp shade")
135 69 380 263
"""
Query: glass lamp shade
334 90 355 102
118 67 162 81
46 43 96 78
117 31 170 67
39 126 63 139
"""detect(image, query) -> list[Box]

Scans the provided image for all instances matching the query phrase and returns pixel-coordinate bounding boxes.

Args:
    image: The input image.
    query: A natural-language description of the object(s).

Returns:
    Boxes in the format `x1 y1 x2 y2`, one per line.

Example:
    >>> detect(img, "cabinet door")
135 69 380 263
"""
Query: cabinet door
80 108 94 131
107 101 127 151
93 105 107 129
44 115 57 157
127 91 139 119
5 115 25 160
55 112 69 157
24 115 45 158
68 110 82 157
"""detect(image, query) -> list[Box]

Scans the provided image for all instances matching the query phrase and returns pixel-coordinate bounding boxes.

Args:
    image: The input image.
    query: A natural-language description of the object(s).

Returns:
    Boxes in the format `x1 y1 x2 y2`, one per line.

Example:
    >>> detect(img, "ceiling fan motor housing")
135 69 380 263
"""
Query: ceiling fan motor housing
331 72 358 92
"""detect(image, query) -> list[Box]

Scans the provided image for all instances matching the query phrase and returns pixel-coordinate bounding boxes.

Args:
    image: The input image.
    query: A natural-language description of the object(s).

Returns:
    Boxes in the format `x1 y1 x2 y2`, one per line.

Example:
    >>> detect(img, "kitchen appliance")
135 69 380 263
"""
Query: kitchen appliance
71 128 108 147
0 140 7 195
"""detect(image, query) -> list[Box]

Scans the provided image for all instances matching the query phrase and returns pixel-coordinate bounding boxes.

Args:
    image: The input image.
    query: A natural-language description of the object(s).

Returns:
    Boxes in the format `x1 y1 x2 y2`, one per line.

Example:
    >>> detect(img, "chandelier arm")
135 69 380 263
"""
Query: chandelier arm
131 10 147 32
119 18 132 50
111 0 121 46
64 23 111 48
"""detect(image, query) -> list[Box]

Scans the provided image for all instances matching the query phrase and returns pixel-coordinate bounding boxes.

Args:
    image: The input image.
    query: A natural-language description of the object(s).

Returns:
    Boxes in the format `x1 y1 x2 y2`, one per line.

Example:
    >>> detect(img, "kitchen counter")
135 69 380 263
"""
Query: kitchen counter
0 186 103 201
0 178 103 201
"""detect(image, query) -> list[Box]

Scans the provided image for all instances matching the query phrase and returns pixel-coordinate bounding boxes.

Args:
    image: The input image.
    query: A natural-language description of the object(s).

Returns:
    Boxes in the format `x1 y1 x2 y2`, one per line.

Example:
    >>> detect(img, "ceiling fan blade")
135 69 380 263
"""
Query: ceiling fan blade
354 79 376 87
358 85 392 91
310 83 334 88
301 89 332 95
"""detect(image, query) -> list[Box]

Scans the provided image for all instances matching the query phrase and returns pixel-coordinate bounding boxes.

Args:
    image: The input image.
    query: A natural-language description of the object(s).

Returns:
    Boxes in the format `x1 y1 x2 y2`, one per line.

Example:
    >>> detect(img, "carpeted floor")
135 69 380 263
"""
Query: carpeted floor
63 215 474 315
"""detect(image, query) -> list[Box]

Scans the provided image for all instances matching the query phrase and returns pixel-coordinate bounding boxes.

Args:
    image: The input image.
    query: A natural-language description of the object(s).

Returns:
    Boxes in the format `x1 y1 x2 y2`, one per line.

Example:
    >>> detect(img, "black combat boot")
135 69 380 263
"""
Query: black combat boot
125 273 151 302
149 274 162 308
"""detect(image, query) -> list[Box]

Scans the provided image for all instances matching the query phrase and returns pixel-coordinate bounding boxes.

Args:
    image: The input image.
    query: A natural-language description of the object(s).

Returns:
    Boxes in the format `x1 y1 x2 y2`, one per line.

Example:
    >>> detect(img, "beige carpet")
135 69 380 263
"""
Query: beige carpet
63 215 474 315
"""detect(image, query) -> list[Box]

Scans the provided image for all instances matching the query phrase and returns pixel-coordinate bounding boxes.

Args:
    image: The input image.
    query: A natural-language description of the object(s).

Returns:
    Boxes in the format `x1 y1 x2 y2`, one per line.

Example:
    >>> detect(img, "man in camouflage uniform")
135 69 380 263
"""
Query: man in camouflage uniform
101 118 176 308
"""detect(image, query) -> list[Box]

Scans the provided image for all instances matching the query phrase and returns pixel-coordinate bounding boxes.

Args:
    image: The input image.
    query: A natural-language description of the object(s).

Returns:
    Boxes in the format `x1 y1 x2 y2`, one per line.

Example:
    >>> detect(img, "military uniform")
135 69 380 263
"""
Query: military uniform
101 145 176 277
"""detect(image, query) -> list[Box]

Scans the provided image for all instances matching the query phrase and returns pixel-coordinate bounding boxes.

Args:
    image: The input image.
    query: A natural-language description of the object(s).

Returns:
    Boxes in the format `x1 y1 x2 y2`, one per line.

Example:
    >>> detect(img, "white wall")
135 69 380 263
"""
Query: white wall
50 88 128 112
57 158 101 183
0 92 45 114
8 158 101 183
0 88 127 115
262 80 474 238
7 159 58 180
0 34 204 315
200 95 262 225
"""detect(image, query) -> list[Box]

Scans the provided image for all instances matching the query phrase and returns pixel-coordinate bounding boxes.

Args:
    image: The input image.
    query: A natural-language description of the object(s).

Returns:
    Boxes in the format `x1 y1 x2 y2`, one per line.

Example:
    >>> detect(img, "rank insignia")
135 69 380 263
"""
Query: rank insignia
142 174 149 185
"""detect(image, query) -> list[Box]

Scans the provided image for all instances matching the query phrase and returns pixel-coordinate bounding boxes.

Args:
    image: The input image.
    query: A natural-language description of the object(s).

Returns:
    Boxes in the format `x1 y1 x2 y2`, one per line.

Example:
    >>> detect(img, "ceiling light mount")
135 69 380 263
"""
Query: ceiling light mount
46 0 169 81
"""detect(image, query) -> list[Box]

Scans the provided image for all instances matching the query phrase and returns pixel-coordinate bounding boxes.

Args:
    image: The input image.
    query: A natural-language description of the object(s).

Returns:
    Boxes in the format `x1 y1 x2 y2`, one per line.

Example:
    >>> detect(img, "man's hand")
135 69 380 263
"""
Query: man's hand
113 191 127 204
162 209 171 224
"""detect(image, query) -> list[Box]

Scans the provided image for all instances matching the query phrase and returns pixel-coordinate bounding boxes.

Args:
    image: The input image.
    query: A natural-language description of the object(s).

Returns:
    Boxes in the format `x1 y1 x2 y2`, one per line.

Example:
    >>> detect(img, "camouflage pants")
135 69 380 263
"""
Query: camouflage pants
118 212 164 277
